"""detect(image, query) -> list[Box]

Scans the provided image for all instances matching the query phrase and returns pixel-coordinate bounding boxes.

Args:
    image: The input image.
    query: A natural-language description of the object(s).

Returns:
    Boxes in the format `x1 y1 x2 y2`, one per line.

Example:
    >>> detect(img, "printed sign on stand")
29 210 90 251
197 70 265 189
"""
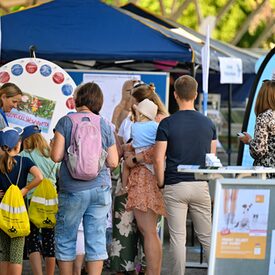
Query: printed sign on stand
217 188 269 259
219 57 243 84
209 179 275 275
0 58 76 140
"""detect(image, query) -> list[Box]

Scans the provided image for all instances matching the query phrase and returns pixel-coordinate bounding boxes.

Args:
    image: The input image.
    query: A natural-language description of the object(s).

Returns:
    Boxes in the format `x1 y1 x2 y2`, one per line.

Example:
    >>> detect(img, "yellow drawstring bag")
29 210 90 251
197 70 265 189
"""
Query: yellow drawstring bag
0 157 30 238
28 178 58 228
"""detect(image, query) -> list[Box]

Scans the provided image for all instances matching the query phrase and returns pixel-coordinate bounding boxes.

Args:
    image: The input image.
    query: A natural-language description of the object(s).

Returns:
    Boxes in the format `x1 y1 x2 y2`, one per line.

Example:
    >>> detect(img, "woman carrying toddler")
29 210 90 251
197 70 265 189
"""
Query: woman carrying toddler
122 99 159 190
124 98 166 275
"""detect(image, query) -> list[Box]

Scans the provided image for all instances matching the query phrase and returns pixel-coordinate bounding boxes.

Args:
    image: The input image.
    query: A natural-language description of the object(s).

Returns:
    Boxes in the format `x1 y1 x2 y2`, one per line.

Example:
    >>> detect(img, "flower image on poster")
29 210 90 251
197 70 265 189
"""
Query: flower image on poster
6 92 56 133
216 188 270 260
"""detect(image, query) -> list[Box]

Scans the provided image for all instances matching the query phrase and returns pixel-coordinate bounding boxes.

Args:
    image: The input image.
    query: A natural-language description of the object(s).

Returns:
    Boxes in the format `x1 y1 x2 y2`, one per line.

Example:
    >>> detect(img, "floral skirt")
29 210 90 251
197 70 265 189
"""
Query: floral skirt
110 192 145 272
126 165 166 216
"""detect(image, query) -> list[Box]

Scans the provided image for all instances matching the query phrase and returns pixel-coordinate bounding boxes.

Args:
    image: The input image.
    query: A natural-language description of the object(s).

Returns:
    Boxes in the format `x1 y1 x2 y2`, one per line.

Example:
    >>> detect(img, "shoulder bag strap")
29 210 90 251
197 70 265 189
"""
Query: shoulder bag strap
4 156 22 186
0 108 9 127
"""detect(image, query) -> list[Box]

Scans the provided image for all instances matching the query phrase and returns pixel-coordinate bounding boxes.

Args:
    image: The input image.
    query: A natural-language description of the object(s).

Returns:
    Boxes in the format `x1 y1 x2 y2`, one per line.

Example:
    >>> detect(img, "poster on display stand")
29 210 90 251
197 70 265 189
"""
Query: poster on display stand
0 58 77 141
209 179 275 275
216 188 269 260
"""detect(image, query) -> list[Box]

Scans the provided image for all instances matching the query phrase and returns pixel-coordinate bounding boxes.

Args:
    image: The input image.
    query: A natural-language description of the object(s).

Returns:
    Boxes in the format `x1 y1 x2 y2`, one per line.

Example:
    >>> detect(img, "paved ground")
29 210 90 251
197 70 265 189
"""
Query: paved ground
23 220 208 274
23 244 207 275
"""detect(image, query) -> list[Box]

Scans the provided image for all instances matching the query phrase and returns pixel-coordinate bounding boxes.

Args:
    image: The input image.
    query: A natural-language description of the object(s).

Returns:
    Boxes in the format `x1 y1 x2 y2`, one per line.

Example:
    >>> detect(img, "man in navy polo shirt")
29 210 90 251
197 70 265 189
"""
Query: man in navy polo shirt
154 75 217 275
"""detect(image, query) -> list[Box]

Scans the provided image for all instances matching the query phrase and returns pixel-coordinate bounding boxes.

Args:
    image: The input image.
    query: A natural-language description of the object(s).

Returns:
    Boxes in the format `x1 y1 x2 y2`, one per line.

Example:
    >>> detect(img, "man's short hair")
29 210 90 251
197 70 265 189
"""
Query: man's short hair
174 75 198 100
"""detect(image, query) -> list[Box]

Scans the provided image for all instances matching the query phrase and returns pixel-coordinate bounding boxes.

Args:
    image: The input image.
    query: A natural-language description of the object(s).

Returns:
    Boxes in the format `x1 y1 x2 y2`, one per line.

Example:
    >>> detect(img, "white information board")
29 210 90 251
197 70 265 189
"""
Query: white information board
83 73 140 122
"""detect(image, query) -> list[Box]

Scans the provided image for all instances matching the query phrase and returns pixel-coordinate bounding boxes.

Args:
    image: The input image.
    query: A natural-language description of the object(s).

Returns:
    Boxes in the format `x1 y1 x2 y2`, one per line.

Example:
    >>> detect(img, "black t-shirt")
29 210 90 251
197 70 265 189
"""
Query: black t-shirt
156 110 217 184
0 156 35 193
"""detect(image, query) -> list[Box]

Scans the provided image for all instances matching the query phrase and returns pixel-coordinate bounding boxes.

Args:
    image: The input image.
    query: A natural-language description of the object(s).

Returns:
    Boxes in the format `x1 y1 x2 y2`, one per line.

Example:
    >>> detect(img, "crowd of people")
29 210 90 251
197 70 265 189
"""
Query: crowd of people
0 75 274 275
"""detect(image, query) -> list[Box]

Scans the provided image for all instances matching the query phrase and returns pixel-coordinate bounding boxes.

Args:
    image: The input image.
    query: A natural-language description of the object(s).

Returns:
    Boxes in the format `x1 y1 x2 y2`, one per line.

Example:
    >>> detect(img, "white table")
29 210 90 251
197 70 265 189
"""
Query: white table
177 165 275 180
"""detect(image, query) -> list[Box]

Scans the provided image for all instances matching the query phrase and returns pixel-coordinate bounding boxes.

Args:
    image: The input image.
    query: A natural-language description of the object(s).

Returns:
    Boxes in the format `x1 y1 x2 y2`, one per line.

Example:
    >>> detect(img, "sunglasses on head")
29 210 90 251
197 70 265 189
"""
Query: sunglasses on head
133 81 146 89
263 79 275 83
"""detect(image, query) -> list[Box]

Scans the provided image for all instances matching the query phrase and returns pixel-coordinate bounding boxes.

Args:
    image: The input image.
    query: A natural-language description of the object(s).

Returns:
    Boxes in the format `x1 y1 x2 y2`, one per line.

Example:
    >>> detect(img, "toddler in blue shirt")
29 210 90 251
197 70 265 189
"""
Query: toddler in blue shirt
122 99 158 191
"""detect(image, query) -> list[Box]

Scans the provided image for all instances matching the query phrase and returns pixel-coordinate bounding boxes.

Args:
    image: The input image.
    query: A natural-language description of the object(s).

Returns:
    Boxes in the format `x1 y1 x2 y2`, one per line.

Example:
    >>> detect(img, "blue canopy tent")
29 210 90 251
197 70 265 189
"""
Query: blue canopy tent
0 0 193 63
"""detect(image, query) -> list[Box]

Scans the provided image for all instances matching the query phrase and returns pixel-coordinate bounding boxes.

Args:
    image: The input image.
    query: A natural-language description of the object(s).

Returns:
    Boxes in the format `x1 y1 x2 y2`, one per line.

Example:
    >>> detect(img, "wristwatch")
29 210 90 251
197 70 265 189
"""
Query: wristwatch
132 156 138 164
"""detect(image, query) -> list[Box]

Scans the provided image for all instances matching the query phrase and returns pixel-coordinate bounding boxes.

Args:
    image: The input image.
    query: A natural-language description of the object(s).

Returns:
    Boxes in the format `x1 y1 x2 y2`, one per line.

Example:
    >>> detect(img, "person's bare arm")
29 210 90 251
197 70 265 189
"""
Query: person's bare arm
21 166 43 197
239 132 252 144
153 141 167 188
111 105 123 131
124 145 154 168
211 140 217 155
106 144 119 169
114 132 123 159
51 131 65 163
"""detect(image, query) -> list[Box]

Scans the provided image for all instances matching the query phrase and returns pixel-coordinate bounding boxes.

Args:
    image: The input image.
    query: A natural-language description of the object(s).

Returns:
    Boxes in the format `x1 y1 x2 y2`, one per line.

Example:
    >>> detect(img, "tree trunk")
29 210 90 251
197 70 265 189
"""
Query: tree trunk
170 0 193 21
231 0 268 45
251 19 275 48
194 0 203 25
216 0 235 24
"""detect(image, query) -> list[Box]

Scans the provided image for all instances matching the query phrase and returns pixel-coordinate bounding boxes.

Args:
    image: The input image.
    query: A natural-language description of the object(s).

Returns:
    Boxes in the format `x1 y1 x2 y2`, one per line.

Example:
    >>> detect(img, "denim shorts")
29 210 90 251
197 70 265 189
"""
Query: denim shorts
55 185 111 261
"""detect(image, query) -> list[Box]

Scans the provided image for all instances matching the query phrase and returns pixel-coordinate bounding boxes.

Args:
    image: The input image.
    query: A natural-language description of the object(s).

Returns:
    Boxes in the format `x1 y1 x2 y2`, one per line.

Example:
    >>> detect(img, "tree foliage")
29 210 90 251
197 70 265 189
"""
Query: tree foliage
104 0 274 49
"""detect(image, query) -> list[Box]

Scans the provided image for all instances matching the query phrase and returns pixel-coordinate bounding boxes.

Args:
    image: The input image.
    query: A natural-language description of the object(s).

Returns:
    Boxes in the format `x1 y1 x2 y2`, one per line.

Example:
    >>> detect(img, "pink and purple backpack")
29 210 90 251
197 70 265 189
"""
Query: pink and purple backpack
65 112 107 181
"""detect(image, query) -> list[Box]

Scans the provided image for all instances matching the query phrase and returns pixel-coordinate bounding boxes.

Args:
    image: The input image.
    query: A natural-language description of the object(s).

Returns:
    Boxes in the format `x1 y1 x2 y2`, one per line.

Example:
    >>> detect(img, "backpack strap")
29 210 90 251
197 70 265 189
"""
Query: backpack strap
0 108 9 127
4 156 22 186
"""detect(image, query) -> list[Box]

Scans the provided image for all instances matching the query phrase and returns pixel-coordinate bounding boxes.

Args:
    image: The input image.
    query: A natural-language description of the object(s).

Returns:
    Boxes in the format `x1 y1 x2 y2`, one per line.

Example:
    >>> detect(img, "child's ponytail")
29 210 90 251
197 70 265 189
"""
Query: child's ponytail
0 148 16 174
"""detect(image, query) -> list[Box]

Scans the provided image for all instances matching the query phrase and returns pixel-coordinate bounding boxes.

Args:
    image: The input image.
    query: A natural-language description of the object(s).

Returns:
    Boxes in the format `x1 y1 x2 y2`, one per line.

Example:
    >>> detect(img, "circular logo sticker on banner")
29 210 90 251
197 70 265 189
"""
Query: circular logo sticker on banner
25 62 38 74
0 58 76 141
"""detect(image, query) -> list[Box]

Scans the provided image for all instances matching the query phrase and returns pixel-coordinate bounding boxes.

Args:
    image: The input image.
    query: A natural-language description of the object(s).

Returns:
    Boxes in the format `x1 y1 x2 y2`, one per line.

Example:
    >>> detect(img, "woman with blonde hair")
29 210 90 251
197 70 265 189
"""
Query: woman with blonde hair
20 125 59 275
0 83 23 129
240 79 275 176
111 81 168 275
125 83 168 275
131 82 169 122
